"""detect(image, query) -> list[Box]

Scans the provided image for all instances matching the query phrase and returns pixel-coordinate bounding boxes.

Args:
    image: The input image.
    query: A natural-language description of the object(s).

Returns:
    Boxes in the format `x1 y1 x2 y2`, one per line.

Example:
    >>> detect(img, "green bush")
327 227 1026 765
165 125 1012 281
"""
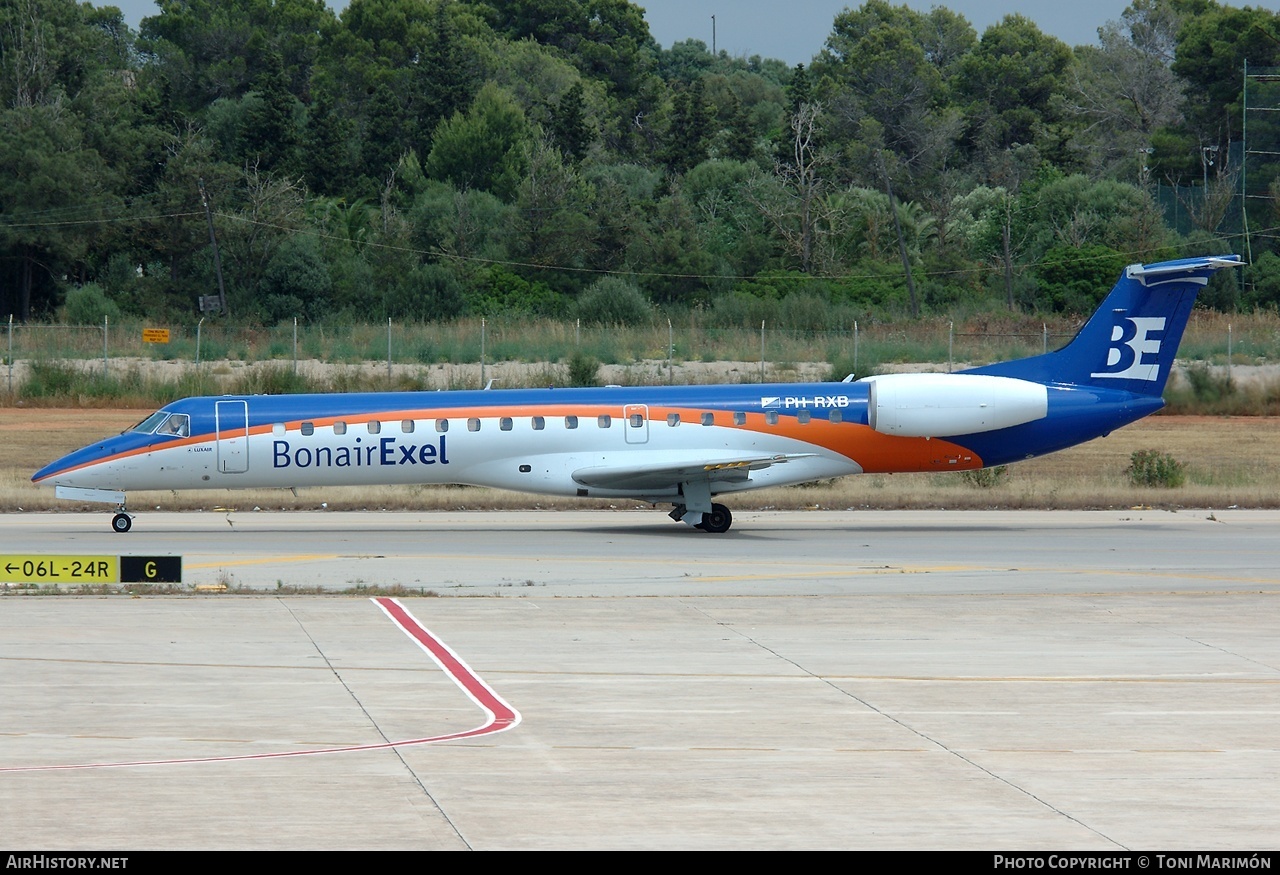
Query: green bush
567 351 601 387
576 276 652 325
62 283 121 324
1127 449 1186 488
962 465 1009 488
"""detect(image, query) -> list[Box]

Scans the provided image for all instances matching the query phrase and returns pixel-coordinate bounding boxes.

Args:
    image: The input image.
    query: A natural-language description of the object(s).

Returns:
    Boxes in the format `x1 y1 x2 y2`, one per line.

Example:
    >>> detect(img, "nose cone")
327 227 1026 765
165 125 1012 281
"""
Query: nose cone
32 443 110 485
31 434 150 487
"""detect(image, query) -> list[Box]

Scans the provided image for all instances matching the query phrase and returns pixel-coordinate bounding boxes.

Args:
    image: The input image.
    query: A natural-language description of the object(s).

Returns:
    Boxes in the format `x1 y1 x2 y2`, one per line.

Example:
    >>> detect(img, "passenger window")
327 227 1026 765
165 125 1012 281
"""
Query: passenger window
734 411 746 426
598 414 612 428
468 418 481 432
436 419 449 433
333 421 347 435
797 410 810 424
301 421 314 436
701 412 714 426
565 415 578 429
500 417 513 431
667 413 681 426
272 423 285 436
367 420 381 434
532 416 545 430
629 413 644 428
830 410 842 424
765 411 778 425
401 420 414 433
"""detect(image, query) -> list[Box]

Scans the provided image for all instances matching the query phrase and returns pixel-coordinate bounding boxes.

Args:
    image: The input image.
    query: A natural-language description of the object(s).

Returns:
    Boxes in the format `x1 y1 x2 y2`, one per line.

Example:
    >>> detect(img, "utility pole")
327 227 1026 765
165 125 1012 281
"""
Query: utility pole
878 151 919 318
198 178 229 316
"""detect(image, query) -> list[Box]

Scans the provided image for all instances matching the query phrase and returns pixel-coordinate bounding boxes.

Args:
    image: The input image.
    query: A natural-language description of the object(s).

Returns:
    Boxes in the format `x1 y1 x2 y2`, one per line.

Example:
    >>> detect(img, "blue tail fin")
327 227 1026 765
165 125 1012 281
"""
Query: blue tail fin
968 255 1242 396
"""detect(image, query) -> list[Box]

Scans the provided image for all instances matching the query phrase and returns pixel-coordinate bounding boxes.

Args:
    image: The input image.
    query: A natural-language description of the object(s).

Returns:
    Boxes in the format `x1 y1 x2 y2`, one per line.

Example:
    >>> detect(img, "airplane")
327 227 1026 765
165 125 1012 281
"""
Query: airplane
32 255 1241 534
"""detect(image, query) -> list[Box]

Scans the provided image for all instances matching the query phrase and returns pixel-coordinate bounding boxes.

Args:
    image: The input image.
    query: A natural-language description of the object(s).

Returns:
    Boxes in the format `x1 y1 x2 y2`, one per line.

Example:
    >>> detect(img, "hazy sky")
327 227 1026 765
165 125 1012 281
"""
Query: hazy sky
108 1 1280 66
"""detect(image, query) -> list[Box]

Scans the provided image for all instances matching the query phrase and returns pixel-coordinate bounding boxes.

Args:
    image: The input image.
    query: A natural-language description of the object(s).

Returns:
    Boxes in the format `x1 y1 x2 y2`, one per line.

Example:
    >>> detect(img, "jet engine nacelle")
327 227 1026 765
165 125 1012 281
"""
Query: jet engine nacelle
862 373 1049 437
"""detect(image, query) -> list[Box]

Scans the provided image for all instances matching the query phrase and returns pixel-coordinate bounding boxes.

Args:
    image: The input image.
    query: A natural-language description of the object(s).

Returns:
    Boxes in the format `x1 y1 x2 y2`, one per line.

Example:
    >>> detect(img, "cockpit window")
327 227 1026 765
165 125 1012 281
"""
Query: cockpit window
129 411 169 434
157 414 190 438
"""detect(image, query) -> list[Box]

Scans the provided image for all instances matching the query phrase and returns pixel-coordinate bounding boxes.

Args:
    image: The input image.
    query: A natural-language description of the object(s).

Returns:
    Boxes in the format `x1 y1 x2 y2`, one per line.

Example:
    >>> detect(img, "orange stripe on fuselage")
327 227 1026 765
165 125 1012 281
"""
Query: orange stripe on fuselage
650 407 984 472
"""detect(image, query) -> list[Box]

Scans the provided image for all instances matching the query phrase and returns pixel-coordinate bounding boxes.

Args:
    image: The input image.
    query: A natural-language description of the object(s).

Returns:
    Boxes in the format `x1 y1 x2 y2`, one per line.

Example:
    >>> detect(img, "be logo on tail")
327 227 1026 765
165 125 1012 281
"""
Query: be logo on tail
1091 315 1166 382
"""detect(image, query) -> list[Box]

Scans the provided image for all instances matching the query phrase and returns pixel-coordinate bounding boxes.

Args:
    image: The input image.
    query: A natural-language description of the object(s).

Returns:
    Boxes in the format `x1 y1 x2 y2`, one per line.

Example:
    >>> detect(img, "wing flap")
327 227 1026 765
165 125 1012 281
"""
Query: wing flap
572 453 813 491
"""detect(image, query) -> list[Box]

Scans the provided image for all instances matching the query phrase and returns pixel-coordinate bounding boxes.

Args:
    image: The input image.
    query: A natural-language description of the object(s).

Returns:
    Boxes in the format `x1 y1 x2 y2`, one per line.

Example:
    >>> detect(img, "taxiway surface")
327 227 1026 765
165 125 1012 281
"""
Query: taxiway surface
2 510 1278 849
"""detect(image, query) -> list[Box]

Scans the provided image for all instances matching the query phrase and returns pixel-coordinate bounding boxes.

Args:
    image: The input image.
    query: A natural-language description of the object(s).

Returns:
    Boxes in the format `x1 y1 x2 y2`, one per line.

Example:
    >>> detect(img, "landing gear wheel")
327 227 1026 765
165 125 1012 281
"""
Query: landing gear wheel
699 503 732 534
111 512 132 533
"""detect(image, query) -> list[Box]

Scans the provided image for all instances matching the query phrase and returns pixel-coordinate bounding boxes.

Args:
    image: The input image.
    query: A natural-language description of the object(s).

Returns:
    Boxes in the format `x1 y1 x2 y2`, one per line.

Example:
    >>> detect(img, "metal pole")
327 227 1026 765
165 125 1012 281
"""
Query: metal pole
387 318 392 384
854 320 858 374
7 314 12 395
293 317 298 376
668 318 673 385
760 320 765 383
480 317 486 389
1243 60 1252 264
1228 323 1233 388
198 177 228 316
196 317 204 366
948 321 954 373
1043 323 1048 355
103 315 108 376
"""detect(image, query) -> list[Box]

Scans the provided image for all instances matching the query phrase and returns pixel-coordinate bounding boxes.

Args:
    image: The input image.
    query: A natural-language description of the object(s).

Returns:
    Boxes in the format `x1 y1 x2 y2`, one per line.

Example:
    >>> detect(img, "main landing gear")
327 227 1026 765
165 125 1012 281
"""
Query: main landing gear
669 502 733 533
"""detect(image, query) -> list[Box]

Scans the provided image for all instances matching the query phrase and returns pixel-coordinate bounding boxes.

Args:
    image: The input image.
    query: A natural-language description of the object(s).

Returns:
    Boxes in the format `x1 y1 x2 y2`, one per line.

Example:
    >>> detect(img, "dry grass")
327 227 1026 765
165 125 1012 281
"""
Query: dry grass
5 408 1279 513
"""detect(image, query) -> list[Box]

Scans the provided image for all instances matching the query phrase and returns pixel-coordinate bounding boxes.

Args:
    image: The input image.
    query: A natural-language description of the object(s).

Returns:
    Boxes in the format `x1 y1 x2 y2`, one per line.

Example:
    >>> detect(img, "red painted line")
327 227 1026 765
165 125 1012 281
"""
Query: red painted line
0 597 520 773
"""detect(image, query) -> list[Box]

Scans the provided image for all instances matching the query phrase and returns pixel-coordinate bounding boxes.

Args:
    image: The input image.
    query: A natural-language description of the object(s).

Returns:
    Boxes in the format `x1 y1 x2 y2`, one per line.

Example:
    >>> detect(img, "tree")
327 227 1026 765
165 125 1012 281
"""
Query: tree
954 14 1073 161
408 0 479 150
512 141 597 290
140 0 335 111
240 51 299 174
302 87 356 196
427 82 531 200
548 81 594 162
1060 16 1185 179
749 102 830 274
1173 2 1280 139
661 78 712 174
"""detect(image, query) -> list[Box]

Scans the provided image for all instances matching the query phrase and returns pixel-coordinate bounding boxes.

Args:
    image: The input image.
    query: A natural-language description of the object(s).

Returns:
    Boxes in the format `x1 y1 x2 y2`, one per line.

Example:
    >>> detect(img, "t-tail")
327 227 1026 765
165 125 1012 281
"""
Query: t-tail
967 255 1243 395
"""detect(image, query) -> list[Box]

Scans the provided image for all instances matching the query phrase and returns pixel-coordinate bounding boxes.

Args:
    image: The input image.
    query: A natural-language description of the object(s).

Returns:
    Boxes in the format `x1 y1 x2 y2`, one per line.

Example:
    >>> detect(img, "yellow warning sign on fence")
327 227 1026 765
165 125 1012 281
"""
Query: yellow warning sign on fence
142 328 170 343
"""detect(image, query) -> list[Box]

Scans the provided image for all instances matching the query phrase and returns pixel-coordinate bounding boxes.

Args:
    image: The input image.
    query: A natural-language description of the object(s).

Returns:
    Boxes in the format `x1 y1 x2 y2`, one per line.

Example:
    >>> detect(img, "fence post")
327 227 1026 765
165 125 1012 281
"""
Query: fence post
480 317 486 389
293 317 298 376
387 317 392 385
1228 323 1233 387
854 320 858 374
196 317 204 366
760 320 765 383
1043 323 1048 355
948 321 954 373
103 315 109 376
7 314 12 395
668 318 673 385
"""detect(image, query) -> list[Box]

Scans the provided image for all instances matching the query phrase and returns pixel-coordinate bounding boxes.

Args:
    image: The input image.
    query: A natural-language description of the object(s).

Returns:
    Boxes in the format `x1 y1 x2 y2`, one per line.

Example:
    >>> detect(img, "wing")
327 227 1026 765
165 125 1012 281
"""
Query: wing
571 453 815 492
